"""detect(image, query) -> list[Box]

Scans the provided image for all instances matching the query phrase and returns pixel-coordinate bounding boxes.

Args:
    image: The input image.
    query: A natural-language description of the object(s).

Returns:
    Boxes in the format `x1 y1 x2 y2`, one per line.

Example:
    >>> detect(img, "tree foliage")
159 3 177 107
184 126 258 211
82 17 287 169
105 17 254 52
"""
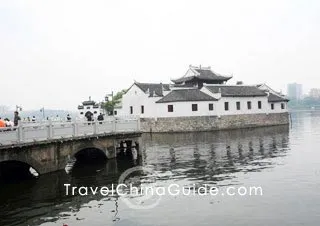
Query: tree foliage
288 97 320 109
103 89 127 114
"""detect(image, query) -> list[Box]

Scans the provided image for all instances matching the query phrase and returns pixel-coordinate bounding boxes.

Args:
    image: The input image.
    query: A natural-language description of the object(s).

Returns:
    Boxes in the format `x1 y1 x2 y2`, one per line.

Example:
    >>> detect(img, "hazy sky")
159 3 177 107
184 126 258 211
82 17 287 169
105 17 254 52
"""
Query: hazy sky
0 0 319 110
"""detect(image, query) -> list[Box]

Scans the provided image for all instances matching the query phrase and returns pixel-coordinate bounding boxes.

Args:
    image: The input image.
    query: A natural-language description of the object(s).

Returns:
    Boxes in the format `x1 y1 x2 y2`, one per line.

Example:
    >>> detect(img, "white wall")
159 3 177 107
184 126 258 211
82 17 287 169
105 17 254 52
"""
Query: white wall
216 97 288 116
217 96 268 116
118 84 162 118
118 84 288 119
268 102 288 113
156 101 217 118
78 105 103 119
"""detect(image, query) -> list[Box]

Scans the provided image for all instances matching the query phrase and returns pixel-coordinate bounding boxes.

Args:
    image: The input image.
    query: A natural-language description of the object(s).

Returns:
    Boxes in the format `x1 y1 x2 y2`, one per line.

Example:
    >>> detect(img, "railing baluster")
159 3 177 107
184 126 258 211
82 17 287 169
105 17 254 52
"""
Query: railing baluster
112 118 116 132
1 117 139 145
17 120 23 143
48 120 53 139
93 119 97 134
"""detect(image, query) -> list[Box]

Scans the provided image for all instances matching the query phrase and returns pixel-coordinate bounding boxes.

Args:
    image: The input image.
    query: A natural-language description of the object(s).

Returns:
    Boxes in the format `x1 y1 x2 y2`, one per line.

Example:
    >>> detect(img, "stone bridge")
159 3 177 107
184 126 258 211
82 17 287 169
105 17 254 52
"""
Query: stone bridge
0 118 141 178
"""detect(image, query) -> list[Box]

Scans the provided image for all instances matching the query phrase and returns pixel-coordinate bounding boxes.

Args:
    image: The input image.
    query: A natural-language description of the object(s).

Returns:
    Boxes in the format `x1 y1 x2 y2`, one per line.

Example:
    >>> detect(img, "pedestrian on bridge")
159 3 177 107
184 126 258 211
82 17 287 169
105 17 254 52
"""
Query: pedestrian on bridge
0 118 6 128
97 113 104 124
4 118 14 127
66 114 72 122
14 111 21 126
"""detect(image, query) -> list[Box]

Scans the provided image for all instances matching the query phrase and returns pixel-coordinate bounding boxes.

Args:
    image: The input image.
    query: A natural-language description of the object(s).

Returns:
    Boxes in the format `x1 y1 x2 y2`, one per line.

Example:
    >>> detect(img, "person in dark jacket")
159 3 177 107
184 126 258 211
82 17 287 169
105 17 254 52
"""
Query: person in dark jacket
97 113 104 124
13 111 21 126
84 111 93 125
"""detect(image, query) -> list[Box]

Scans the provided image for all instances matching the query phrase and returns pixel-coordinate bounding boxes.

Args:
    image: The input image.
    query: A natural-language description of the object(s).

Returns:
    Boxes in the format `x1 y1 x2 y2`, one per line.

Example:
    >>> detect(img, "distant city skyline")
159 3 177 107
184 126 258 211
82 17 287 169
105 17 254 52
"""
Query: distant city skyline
287 83 303 100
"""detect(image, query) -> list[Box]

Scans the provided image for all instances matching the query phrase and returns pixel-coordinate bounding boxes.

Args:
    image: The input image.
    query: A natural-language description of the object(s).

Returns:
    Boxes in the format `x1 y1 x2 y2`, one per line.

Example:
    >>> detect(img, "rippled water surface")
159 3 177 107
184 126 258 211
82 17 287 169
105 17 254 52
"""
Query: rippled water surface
1 111 320 226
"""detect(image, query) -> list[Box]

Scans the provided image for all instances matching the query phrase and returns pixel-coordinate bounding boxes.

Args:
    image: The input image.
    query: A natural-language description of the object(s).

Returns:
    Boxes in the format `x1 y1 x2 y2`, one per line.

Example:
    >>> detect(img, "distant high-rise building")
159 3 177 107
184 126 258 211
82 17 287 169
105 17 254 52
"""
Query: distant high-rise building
309 88 320 98
287 83 302 100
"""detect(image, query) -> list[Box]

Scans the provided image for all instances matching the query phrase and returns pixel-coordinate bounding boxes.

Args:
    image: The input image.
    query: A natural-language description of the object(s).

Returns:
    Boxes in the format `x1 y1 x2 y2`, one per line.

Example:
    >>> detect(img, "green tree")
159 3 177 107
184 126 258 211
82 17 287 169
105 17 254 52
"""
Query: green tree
103 89 127 115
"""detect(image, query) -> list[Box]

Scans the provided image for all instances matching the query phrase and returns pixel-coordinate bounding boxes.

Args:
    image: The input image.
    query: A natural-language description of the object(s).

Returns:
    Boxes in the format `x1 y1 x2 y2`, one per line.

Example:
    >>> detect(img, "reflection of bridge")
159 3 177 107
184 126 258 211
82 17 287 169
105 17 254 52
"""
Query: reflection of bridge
0 118 142 176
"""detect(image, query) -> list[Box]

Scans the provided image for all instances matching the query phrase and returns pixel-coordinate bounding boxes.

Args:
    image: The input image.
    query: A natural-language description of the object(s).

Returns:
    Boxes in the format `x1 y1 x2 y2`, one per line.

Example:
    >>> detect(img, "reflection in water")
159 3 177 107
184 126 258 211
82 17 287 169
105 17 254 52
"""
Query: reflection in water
0 125 291 225
142 125 289 187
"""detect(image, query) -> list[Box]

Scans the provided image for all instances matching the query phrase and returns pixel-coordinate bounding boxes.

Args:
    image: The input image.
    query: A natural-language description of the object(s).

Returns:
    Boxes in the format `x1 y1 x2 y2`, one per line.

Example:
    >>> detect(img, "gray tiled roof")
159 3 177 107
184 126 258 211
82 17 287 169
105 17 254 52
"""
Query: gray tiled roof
205 85 267 97
82 100 96 105
268 93 289 102
156 89 217 103
135 82 170 97
172 68 231 84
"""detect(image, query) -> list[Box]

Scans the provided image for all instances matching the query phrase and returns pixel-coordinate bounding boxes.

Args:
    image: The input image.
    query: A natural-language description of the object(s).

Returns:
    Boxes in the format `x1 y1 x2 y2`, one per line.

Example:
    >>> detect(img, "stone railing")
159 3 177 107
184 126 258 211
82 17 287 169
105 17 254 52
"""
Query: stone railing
0 117 140 146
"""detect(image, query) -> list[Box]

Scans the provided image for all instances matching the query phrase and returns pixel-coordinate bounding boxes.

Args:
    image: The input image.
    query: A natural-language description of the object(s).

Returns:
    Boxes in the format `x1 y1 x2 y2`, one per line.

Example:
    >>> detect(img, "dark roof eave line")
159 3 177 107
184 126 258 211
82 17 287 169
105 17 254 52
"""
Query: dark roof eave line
156 99 218 103
268 100 290 103
221 95 268 97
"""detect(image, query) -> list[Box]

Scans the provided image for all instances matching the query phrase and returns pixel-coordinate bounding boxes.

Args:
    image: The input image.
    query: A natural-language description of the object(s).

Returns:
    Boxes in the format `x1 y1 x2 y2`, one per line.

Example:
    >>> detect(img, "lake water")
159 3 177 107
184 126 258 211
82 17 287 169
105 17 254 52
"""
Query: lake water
0 111 320 226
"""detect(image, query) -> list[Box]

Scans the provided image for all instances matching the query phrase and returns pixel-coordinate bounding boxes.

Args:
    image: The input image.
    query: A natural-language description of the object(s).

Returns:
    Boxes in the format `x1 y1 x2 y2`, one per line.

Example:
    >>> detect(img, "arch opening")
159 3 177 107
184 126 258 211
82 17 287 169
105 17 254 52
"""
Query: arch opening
66 148 108 175
0 160 39 184
74 147 107 164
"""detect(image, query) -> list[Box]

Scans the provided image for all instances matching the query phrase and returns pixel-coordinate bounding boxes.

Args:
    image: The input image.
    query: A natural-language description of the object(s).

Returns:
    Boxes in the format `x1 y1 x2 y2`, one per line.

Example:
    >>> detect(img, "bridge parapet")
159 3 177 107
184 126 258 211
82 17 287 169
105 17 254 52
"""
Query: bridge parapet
0 117 140 147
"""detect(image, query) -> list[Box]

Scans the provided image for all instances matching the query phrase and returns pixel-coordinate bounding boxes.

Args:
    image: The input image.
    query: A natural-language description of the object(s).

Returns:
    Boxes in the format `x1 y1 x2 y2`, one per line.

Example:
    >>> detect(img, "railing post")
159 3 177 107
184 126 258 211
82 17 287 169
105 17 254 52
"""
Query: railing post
48 119 53 139
137 117 140 131
17 120 23 143
72 119 78 136
112 117 116 132
93 118 97 134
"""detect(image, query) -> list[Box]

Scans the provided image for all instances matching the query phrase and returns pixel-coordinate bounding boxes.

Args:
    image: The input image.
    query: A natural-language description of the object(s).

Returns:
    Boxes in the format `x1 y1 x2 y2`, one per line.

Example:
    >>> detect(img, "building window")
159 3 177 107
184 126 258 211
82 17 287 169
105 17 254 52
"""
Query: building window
114 110 117 115
281 103 285 109
236 102 241 110
209 103 214 111
141 105 144 114
224 102 229 111
130 106 133 114
271 103 274 110
258 101 262 109
192 104 198 111
247 101 252 110
86 106 90 109
168 105 173 112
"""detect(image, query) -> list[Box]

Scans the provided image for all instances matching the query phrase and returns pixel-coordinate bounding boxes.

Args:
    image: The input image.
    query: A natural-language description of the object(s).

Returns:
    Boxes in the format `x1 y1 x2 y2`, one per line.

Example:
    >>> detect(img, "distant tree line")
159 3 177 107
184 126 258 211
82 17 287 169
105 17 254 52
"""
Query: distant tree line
288 96 320 109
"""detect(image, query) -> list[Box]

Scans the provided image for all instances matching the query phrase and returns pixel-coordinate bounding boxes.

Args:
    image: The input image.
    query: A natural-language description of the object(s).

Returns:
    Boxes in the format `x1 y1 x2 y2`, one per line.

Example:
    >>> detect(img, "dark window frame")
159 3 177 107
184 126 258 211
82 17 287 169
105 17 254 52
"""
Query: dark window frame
209 103 214 111
281 103 285 109
168 105 173 112
224 102 229 111
192 104 198 111
236 101 241 110
247 101 252 110
141 105 144 114
130 106 133 114
258 101 262 109
271 103 274 110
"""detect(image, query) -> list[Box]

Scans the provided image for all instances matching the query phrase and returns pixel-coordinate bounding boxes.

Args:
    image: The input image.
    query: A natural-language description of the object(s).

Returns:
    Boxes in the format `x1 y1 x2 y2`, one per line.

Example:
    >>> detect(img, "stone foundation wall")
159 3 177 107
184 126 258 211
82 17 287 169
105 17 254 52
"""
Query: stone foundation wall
140 113 289 133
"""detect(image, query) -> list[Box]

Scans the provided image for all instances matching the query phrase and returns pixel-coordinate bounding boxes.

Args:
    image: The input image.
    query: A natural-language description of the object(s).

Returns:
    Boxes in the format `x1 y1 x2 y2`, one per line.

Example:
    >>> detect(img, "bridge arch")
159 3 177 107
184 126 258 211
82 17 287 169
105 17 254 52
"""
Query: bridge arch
74 147 108 163
71 140 116 161
0 160 40 182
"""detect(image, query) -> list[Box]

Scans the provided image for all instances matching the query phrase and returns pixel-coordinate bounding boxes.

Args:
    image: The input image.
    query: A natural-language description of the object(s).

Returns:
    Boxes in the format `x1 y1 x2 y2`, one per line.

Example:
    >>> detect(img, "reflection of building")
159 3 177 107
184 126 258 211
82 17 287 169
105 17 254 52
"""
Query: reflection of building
77 97 103 119
117 65 289 132
142 125 290 183
309 88 320 98
287 83 302 100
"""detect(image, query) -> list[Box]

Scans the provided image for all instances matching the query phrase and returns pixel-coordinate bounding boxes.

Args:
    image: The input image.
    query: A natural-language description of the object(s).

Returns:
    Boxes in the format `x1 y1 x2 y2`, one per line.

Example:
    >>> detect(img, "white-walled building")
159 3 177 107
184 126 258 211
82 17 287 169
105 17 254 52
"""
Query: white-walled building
78 97 104 119
119 66 288 118
117 65 289 132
